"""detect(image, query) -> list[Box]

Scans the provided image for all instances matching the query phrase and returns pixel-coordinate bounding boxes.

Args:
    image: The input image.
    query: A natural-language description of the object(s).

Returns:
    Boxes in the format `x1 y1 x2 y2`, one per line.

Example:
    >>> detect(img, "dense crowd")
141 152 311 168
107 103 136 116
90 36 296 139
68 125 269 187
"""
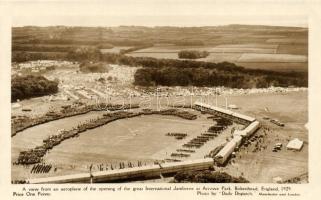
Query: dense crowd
12 103 138 136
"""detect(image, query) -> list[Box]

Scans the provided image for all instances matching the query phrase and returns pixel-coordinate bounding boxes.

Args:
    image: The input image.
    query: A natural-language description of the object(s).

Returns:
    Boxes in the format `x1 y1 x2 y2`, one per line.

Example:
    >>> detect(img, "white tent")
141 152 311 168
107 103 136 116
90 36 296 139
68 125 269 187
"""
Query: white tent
286 138 304 151
12 103 21 108
228 104 238 109
273 176 283 183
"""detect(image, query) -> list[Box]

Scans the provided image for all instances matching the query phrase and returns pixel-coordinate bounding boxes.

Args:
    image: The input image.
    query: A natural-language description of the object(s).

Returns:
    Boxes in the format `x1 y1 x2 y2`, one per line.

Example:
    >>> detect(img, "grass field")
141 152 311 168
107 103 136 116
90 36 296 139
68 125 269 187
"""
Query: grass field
100 46 132 54
128 52 179 59
198 53 242 63
216 91 308 183
277 44 308 55
235 62 308 72
266 38 307 44
238 53 307 63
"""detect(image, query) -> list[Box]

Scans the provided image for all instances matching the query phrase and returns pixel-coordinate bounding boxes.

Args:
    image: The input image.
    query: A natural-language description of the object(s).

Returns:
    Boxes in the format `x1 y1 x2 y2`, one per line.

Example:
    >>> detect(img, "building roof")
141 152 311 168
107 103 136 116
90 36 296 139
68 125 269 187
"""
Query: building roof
286 138 304 150
194 101 255 122
233 130 247 137
215 140 236 158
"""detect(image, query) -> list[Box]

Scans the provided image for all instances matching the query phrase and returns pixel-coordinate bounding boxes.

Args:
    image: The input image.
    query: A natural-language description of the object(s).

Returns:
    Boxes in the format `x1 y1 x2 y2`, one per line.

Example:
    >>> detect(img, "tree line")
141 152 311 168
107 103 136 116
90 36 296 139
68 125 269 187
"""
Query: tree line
133 67 307 88
12 75 59 102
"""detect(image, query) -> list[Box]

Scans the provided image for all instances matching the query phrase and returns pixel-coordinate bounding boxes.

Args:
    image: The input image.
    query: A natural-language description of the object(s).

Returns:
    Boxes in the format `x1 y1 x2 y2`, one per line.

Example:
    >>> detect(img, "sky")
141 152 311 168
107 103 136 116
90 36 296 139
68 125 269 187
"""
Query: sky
7 0 309 27
13 15 308 28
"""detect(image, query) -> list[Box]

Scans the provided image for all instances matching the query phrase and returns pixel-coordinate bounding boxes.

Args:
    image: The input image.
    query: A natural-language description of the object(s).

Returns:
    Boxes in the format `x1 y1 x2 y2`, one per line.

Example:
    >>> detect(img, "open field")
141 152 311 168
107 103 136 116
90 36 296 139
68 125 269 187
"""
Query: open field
100 46 132 54
128 52 180 59
235 62 308 72
266 38 307 44
277 44 308 55
130 44 279 53
216 91 308 183
215 44 279 49
238 53 307 63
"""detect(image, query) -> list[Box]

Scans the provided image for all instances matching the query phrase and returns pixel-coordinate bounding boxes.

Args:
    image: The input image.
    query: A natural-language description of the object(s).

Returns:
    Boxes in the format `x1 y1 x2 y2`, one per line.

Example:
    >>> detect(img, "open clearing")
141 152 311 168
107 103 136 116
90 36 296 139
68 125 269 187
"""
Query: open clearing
100 46 132 54
238 53 307 63
216 91 308 183
235 62 308 72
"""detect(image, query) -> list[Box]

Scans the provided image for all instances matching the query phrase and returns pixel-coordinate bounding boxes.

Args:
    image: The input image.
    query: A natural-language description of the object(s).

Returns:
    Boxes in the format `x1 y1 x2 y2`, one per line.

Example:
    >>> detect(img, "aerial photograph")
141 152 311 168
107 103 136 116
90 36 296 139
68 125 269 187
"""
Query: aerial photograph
11 18 308 184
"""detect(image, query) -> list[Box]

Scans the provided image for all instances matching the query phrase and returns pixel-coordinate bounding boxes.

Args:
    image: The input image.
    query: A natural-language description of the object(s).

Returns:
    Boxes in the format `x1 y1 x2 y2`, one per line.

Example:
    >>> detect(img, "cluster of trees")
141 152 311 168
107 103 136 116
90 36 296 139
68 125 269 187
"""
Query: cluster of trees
13 43 115 52
15 38 151 47
12 51 68 62
12 44 74 52
174 170 249 183
178 50 210 59
100 52 246 72
133 67 307 88
79 62 109 73
66 46 101 61
12 75 58 102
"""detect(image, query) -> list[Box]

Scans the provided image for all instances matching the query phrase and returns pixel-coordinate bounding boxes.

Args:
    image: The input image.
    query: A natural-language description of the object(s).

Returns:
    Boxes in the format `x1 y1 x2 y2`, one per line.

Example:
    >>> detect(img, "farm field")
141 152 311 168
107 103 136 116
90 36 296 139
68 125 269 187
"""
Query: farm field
235 62 308 72
100 46 132 54
128 52 180 59
13 25 308 72
127 43 308 72
238 53 307 63
124 37 308 72
277 44 308 55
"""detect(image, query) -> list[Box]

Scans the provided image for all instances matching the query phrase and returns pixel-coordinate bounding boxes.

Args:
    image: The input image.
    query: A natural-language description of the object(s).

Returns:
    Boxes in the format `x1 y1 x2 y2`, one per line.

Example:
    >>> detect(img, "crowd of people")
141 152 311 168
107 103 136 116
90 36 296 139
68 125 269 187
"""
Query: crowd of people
30 163 55 174
87 161 148 172
166 132 188 140
12 102 137 136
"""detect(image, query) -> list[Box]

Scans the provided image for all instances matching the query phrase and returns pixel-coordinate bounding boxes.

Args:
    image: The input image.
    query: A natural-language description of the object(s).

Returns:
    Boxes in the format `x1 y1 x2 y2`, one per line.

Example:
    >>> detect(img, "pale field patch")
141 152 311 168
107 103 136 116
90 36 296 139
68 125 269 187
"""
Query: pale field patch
238 53 308 63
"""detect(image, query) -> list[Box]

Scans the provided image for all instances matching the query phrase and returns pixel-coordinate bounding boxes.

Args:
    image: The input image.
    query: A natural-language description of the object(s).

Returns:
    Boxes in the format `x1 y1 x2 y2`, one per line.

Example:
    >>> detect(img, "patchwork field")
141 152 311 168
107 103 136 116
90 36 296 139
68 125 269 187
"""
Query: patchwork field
13 25 308 72
127 43 308 72
235 62 308 72
238 53 307 63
